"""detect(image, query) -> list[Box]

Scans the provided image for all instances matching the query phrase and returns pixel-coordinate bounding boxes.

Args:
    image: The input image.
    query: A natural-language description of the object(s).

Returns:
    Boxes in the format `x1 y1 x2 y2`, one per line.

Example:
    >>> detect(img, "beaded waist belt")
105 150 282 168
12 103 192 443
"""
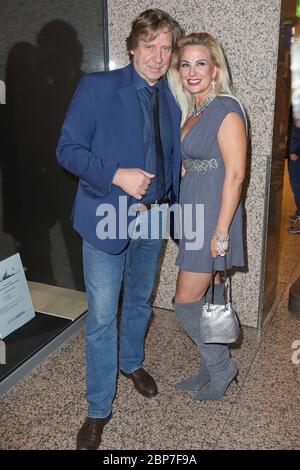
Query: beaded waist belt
183 157 219 174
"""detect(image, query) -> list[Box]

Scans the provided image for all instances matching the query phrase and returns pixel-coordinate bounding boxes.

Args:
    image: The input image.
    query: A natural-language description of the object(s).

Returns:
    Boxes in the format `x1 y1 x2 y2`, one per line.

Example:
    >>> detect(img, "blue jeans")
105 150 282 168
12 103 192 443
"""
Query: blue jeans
288 156 300 217
83 207 166 418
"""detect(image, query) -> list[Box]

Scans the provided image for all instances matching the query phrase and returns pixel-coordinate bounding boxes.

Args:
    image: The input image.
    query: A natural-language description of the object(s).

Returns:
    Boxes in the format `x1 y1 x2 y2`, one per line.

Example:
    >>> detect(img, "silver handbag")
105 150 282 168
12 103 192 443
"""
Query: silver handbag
200 256 240 344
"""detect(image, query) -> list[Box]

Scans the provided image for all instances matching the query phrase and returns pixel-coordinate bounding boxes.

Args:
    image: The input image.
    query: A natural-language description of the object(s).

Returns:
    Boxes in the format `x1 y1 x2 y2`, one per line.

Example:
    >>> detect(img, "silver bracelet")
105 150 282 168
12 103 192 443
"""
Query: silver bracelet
212 230 229 243
212 230 230 256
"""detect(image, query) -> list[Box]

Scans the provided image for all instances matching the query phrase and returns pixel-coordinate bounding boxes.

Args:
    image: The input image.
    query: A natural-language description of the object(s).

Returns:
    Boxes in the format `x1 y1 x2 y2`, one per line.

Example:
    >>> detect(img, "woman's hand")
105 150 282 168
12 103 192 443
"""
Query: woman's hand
211 231 229 258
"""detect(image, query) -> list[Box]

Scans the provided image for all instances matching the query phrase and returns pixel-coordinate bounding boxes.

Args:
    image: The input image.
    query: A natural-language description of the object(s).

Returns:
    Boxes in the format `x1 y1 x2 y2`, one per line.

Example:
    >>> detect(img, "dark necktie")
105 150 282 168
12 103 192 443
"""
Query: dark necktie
149 86 165 201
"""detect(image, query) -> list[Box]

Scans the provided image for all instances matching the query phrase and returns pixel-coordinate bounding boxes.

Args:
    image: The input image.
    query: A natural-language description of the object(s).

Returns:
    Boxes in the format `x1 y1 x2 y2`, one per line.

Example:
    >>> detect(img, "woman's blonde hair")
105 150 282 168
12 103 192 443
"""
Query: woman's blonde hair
168 32 240 125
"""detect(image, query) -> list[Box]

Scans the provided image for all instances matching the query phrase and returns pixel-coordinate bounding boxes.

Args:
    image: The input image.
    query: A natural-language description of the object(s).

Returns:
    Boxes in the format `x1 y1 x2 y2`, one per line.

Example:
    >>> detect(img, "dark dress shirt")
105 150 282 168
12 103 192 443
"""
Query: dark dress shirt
132 66 173 203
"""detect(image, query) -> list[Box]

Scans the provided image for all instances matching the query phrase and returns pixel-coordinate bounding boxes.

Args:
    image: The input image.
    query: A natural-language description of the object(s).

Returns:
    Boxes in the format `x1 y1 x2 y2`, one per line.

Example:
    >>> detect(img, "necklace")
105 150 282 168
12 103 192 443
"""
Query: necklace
190 90 216 117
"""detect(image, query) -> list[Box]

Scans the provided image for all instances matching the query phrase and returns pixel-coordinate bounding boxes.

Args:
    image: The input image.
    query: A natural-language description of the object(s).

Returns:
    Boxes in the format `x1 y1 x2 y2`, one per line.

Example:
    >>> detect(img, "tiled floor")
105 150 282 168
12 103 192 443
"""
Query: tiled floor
0 165 300 450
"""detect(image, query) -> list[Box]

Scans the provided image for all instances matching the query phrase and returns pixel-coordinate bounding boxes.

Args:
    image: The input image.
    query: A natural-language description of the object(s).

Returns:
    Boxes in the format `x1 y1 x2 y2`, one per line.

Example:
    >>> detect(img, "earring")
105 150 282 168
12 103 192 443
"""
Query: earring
211 80 216 92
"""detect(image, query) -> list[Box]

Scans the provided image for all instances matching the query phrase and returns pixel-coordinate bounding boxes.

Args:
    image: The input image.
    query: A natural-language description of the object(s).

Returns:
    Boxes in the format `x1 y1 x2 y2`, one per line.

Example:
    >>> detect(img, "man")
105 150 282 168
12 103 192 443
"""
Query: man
57 9 183 450
287 107 300 233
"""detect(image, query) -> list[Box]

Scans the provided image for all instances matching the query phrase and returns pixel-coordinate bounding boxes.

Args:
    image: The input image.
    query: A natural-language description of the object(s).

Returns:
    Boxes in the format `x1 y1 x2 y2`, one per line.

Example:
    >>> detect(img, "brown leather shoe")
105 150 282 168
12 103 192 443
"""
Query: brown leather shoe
76 414 111 450
122 367 158 398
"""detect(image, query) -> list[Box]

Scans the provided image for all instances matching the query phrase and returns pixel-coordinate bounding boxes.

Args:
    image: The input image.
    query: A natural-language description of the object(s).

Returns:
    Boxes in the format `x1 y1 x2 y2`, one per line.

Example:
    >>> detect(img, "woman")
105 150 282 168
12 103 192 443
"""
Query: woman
168 33 247 400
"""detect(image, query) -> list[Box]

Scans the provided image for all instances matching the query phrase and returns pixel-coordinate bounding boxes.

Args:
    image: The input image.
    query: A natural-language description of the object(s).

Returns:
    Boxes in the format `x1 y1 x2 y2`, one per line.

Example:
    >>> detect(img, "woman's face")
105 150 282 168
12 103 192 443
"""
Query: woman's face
179 44 217 104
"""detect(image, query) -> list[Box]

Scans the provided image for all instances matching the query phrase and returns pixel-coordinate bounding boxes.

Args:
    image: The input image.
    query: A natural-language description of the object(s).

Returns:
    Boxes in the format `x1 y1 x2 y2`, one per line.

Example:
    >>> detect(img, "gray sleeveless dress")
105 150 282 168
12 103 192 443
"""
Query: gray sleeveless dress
176 95 245 272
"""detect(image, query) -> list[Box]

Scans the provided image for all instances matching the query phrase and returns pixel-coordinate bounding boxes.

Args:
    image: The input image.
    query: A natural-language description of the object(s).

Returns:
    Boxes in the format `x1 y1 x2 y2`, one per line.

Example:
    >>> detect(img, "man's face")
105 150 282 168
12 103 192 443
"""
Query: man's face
131 29 173 85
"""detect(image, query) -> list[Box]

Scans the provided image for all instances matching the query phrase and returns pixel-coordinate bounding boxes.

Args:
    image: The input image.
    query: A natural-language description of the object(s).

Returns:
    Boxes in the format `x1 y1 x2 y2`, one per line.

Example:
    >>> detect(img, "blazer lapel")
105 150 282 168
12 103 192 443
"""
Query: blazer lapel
164 87 181 139
118 66 144 167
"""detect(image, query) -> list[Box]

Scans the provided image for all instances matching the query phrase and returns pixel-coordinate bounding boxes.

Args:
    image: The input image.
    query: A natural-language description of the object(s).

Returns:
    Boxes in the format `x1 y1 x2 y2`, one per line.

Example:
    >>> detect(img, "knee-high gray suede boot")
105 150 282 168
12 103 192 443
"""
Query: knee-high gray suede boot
173 283 229 391
192 282 238 401
173 298 210 391
174 283 238 399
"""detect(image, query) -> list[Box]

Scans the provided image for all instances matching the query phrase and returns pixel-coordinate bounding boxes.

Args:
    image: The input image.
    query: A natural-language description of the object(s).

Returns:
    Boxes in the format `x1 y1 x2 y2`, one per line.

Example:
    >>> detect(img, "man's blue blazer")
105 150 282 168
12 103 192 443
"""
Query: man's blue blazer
56 63 181 254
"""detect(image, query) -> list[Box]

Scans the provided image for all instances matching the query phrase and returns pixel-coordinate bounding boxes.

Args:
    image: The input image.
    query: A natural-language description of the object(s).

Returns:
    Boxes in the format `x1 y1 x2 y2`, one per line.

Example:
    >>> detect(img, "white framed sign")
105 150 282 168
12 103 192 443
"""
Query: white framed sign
291 25 300 125
0 80 5 104
0 253 35 339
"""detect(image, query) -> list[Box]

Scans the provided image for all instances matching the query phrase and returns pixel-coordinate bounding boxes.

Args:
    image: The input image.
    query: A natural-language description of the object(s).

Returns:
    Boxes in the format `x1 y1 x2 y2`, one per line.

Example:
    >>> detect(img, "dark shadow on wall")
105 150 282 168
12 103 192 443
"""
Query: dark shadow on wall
0 20 85 290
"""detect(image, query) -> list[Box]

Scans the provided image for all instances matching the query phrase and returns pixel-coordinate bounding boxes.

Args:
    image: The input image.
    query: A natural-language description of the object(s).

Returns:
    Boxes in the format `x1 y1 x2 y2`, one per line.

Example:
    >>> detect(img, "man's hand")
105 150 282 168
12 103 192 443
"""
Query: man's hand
290 153 299 161
112 168 155 199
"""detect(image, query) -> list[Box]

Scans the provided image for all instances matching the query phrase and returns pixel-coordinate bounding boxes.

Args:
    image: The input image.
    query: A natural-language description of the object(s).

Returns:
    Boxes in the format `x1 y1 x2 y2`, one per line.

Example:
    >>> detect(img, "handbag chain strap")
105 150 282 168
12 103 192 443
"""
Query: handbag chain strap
207 254 230 309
